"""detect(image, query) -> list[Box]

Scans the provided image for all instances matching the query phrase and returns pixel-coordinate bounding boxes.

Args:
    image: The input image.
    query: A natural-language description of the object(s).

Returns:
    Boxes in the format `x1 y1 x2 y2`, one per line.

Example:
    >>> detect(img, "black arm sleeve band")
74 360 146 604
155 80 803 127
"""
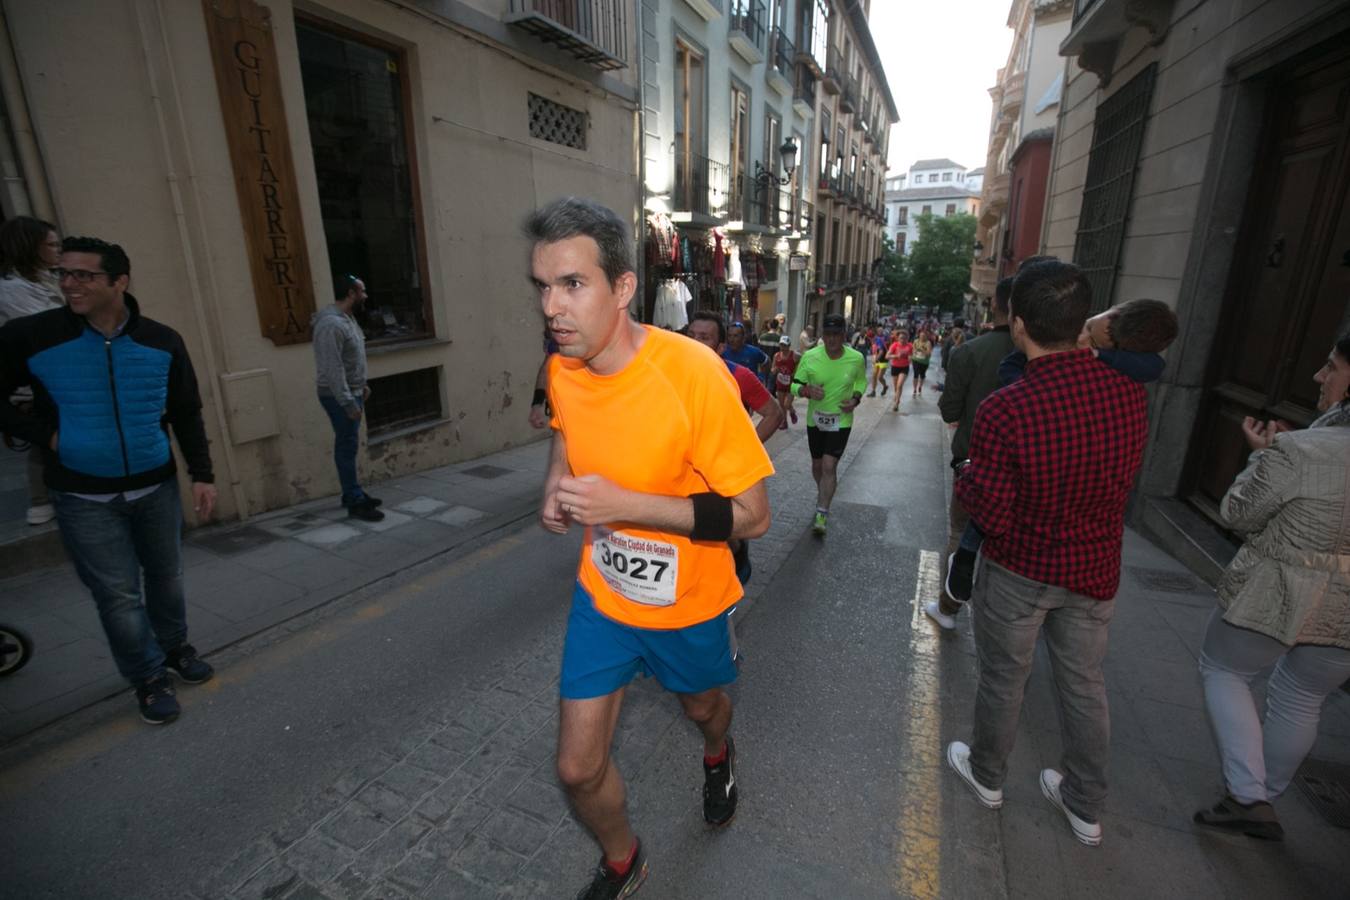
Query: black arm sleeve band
689 492 734 542
532 388 547 406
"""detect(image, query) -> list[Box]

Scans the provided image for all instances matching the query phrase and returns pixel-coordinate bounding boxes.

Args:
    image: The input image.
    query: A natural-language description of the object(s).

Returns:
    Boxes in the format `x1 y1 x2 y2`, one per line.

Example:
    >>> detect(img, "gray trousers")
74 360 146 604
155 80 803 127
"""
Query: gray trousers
970 560 1115 821
1199 609 1350 804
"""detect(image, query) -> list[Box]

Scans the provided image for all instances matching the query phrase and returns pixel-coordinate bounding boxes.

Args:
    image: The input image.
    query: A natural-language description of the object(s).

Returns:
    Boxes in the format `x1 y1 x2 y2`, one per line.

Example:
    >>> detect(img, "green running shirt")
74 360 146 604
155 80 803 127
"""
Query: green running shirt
791 345 869 429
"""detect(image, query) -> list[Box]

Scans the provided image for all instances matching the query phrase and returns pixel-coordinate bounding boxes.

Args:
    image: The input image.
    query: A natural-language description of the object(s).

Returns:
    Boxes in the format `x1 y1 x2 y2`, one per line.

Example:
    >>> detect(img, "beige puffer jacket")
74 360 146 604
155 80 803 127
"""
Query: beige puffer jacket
1217 420 1350 648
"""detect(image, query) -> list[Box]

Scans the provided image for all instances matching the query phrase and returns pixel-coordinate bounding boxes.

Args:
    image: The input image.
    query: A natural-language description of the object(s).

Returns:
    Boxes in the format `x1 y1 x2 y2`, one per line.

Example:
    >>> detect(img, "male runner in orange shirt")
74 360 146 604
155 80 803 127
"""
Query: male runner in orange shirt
528 198 774 899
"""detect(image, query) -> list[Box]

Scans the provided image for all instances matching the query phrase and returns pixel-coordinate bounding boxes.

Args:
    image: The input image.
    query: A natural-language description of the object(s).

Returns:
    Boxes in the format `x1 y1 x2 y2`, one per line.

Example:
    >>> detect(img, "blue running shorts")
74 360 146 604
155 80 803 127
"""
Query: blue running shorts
560 582 738 700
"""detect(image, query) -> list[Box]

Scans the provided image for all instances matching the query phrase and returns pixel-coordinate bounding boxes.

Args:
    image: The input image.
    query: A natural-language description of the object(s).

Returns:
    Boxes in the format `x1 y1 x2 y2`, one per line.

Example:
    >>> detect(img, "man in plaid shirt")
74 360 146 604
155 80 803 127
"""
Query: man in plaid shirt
944 261 1149 848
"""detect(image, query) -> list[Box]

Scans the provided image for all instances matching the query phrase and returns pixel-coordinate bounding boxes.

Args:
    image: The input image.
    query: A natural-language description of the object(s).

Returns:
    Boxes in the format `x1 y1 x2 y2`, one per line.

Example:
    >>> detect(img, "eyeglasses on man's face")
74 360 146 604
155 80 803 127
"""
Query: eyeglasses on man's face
55 267 110 284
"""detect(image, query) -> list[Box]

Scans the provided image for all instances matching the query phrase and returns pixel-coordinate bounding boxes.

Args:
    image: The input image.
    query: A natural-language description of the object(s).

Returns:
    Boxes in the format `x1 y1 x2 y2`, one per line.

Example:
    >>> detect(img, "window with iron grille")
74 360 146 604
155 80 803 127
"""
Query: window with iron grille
529 93 588 149
1072 64 1157 312
365 367 443 436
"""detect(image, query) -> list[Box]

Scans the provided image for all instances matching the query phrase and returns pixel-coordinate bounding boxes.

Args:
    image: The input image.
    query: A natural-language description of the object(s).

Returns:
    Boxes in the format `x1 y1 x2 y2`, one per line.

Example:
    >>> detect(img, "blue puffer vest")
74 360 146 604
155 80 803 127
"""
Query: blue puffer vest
0 294 214 494
27 324 173 478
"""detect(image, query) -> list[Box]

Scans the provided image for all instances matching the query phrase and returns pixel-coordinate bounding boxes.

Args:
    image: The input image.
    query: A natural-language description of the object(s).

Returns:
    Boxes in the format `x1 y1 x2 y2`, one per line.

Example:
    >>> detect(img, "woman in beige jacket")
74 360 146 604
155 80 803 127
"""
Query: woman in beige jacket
1194 334 1350 841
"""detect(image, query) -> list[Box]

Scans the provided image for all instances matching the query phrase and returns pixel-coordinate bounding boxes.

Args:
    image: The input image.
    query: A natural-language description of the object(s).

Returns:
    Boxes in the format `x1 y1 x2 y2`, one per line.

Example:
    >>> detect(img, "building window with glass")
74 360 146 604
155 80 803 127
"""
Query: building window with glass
897 207 908 226
946 203 956 216
922 204 931 215
674 40 707 214
296 17 430 343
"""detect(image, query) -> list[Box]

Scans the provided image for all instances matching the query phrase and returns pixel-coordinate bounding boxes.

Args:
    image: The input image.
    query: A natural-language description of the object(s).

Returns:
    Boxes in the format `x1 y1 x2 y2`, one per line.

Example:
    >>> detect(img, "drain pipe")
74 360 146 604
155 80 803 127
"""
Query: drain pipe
0 8 54 220
633 0 647 320
135 1 249 523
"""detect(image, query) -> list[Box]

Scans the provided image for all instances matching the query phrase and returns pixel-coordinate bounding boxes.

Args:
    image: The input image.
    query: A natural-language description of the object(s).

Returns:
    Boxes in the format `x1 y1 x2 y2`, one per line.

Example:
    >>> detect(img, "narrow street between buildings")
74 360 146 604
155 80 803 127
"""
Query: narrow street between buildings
2 392 1347 900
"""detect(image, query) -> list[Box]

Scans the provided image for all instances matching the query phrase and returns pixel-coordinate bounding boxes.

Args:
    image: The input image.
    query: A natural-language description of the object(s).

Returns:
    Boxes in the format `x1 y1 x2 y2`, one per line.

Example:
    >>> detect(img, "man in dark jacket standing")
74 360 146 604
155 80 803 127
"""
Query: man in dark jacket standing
929 277 1016 630
0 236 216 725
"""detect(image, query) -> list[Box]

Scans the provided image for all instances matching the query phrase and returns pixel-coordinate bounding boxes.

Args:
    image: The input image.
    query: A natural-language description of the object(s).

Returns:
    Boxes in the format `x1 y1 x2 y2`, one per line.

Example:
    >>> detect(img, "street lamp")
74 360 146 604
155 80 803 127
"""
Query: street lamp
754 137 799 190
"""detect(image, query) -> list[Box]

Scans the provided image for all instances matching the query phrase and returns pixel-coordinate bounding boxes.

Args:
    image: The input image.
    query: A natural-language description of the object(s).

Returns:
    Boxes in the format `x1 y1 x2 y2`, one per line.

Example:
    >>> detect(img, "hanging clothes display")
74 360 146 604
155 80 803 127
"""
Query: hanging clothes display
653 279 692 330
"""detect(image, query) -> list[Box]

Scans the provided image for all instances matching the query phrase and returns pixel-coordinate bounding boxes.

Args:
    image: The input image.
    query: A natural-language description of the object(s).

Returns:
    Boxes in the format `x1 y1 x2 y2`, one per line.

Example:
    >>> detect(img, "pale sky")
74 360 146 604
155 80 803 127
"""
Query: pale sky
868 0 1014 177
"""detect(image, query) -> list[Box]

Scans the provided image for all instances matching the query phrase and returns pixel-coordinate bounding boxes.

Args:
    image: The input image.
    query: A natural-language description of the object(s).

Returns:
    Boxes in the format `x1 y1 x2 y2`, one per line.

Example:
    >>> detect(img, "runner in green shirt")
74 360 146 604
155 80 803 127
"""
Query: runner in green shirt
791 313 868 535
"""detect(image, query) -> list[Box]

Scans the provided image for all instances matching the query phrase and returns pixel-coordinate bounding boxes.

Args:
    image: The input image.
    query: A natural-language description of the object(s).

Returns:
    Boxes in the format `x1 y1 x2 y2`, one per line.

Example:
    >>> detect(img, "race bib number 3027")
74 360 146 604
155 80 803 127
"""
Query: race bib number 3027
590 527 679 606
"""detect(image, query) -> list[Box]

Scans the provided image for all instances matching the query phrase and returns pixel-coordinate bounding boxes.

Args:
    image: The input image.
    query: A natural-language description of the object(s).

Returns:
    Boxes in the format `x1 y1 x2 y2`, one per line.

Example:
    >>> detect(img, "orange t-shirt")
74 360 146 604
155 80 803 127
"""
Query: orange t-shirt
548 327 775 629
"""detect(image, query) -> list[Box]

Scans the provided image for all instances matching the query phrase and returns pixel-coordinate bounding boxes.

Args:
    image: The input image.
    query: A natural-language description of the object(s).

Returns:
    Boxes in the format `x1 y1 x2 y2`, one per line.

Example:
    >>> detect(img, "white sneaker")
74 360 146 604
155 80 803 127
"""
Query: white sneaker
26 503 55 525
924 601 956 630
1040 768 1102 846
946 741 1003 809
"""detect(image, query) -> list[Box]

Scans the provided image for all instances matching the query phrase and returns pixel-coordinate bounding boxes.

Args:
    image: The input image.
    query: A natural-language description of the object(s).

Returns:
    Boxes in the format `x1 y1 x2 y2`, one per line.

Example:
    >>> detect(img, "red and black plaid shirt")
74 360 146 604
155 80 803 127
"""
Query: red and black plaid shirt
955 349 1149 601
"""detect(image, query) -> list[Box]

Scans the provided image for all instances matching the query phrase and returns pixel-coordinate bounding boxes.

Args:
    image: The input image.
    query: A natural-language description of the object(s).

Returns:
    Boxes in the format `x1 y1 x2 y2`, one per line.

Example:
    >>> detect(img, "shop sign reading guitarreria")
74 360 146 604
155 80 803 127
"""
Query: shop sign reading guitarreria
203 0 315 345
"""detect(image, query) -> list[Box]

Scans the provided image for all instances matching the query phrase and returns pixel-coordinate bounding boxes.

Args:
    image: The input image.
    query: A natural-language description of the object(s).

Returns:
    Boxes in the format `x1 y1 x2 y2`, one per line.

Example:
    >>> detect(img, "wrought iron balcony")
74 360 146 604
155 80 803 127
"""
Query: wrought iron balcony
729 0 767 64
673 152 731 220
823 47 844 95
839 71 858 114
505 0 628 71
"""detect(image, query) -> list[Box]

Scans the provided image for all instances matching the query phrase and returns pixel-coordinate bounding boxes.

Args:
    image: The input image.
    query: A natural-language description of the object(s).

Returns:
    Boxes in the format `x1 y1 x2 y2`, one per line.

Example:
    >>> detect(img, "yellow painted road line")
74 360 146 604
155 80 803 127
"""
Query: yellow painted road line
895 548 945 899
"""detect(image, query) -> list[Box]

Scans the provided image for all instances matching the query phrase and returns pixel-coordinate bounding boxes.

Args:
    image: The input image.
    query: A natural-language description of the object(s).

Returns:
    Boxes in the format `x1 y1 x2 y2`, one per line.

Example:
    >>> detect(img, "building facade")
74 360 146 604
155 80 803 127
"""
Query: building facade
805 0 897 331
970 0 1072 309
1041 0 1350 576
0 0 640 527
637 0 818 341
883 159 982 255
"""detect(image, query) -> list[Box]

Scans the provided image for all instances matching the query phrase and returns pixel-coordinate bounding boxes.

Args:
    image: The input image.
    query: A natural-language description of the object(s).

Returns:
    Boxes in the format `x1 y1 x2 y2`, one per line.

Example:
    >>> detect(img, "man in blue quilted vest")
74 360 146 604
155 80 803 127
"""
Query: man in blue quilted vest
0 236 216 725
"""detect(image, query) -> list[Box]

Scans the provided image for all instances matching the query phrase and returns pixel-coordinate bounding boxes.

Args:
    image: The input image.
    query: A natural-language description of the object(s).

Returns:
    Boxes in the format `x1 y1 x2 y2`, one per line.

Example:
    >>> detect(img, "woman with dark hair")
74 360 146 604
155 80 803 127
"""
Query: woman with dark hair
0 216 62 526
1193 334 1350 841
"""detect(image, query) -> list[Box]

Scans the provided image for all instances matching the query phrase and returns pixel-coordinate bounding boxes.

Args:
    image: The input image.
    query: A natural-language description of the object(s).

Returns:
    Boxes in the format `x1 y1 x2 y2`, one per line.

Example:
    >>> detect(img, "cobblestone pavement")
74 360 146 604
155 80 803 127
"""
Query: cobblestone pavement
192 400 893 900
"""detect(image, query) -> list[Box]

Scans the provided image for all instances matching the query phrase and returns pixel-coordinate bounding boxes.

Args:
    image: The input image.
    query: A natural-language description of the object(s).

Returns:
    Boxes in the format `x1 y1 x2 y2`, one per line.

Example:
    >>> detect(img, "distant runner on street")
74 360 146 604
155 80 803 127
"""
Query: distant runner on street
791 312 867 536
528 198 774 900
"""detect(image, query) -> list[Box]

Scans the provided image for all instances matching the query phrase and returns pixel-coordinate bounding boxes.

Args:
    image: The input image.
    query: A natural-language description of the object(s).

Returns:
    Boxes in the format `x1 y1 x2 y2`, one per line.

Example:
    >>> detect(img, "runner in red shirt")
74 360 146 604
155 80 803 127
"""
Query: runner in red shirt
773 335 799 429
887 328 914 412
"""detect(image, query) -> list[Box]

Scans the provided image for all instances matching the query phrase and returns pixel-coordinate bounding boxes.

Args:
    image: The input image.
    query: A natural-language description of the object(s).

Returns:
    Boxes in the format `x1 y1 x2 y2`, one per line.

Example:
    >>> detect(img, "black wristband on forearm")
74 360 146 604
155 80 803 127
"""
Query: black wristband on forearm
532 388 547 406
690 492 734 542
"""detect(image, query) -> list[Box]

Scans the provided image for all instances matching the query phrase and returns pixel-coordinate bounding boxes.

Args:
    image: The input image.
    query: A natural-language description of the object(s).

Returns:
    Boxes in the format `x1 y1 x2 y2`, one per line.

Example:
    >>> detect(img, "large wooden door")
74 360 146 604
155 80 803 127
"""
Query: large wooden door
1186 42 1350 520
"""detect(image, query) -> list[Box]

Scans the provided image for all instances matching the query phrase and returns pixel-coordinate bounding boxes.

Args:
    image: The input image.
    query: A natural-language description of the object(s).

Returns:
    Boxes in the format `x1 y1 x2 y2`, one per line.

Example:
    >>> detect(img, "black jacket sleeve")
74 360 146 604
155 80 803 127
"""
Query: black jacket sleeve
164 332 214 484
0 319 57 449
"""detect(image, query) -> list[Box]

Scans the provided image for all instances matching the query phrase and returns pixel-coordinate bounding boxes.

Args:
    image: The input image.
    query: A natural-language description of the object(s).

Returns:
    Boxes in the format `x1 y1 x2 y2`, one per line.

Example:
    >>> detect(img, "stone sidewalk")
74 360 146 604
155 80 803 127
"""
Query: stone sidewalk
0 440 559 740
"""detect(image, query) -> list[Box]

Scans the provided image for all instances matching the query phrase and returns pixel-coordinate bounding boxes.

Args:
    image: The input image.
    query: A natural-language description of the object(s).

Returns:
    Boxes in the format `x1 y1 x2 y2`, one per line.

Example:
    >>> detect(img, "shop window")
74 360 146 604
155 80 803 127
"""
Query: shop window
296 17 431 343
365 367 443 436
761 255 780 282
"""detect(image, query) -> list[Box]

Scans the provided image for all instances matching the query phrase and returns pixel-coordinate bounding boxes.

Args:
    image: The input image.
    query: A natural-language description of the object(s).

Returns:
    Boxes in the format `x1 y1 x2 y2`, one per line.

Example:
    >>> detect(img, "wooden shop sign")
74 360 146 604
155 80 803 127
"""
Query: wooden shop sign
203 0 314 345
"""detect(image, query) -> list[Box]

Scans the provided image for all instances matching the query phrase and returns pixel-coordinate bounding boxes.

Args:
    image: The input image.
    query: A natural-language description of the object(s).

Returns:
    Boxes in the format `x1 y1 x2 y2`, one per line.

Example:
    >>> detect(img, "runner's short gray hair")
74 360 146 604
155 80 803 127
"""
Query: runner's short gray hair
524 197 634 287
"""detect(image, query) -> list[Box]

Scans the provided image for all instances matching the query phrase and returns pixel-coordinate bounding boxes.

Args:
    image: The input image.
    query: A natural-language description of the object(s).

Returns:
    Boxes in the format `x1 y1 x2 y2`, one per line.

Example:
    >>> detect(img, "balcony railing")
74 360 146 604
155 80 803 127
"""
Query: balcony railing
506 0 628 71
839 71 858 113
794 64 816 108
770 27 794 79
823 46 844 94
673 151 731 219
795 197 814 235
728 172 773 228
729 0 767 56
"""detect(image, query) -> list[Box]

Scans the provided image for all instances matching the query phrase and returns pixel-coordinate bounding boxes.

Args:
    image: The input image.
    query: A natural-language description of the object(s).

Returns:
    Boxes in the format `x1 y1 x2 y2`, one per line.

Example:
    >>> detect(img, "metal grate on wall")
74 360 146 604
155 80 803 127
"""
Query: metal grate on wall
1072 63 1157 312
528 93 588 150
365 367 442 436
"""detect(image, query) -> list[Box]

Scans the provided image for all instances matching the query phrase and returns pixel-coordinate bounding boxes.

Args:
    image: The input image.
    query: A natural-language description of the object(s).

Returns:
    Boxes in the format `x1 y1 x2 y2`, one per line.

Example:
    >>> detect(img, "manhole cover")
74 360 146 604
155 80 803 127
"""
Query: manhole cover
1293 758 1350 829
463 464 512 479
189 525 278 556
1128 566 1203 594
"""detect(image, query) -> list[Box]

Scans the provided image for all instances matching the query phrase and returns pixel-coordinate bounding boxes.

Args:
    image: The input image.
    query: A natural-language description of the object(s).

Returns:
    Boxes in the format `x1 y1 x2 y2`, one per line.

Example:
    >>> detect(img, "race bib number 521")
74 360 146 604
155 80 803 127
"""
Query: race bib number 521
590 527 679 606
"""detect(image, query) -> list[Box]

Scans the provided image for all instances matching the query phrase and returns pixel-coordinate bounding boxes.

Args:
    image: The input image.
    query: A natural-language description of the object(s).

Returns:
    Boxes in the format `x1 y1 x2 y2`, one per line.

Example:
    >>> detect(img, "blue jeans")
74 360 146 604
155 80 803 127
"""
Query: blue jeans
50 480 187 685
318 393 367 506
